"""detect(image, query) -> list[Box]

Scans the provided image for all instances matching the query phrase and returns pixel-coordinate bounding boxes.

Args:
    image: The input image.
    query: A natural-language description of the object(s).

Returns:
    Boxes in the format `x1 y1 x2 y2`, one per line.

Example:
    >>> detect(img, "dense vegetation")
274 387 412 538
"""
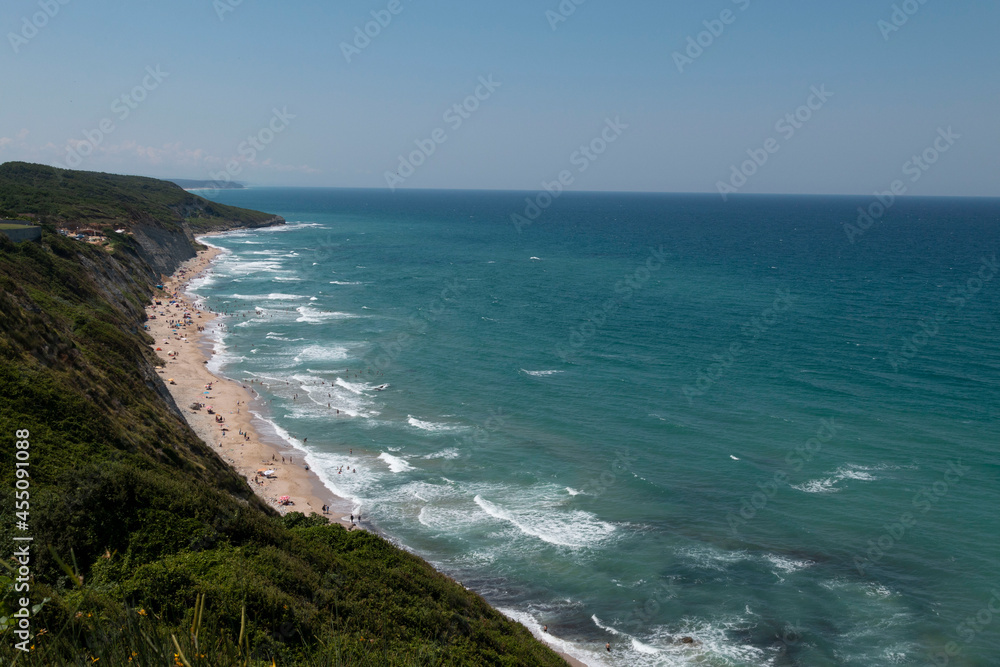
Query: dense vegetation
0 163 274 233
0 169 565 665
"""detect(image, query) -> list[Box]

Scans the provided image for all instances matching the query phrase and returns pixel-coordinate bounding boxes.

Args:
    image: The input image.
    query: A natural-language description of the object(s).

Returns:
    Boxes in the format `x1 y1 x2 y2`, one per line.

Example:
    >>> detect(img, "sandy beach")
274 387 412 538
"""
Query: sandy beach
144 245 356 530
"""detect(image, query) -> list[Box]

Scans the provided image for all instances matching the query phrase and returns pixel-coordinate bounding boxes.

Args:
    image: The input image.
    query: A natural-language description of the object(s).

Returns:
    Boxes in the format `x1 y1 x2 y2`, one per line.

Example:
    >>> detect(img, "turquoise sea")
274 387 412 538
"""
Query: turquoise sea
192 188 1000 666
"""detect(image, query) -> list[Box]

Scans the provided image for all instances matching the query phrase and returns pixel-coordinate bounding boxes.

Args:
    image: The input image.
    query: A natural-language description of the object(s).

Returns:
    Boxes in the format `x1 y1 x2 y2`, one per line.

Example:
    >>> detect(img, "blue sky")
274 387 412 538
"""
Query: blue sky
1 0 997 195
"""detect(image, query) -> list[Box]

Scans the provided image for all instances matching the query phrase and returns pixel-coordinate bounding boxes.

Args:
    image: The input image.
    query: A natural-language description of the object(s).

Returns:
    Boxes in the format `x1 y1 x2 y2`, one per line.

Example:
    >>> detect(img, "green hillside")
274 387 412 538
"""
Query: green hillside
0 162 276 233
0 171 566 665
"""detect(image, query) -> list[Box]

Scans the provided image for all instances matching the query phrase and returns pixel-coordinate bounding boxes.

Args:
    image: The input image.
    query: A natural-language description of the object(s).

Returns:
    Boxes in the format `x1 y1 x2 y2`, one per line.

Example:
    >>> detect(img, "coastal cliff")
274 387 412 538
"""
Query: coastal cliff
0 162 285 277
0 165 566 665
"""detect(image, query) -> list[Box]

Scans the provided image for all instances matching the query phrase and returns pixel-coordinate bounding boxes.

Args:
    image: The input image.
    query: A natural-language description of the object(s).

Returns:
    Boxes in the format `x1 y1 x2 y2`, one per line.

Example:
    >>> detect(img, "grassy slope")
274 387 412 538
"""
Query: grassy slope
0 162 276 232
0 178 565 665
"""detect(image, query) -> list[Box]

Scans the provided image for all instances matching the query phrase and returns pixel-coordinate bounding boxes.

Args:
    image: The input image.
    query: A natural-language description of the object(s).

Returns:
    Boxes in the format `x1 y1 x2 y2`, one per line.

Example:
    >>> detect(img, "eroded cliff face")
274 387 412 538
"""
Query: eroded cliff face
130 222 198 278
130 215 285 278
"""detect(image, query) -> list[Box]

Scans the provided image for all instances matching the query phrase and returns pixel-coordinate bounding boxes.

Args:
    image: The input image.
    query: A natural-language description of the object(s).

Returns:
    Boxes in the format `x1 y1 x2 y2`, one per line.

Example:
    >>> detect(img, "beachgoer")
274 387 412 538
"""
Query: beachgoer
606 643 611 653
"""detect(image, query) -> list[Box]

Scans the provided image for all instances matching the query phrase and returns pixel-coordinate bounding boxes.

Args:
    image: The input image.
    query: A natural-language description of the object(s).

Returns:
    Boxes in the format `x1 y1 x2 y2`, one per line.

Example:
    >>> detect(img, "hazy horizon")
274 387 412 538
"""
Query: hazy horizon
2 1 997 197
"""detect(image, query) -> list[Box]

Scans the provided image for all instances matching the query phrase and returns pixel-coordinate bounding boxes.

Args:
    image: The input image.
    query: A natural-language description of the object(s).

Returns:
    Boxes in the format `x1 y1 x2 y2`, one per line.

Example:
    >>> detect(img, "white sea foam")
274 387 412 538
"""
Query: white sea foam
520 369 563 377
379 452 415 473
592 616 662 655
678 546 751 571
497 607 599 667
566 487 584 496
265 332 306 342
473 495 615 548
424 448 460 460
296 306 360 323
335 378 376 394
764 554 815 573
293 345 350 363
792 464 879 494
407 416 466 433
791 478 841 494
230 293 306 301
330 281 364 285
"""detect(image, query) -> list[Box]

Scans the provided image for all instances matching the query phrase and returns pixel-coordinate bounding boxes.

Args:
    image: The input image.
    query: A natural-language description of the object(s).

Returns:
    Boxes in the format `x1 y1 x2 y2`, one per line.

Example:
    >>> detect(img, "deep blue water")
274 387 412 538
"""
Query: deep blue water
193 188 1000 666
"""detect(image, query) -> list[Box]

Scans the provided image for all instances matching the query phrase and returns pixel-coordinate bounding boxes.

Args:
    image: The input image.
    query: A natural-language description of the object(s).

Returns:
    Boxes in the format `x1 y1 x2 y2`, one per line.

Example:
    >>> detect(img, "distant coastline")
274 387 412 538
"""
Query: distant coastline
169 178 245 190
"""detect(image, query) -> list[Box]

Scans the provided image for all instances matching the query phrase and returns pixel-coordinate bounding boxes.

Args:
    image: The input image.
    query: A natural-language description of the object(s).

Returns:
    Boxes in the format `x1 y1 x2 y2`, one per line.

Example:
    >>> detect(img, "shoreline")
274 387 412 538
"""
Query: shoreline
146 239 590 667
145 245 356 530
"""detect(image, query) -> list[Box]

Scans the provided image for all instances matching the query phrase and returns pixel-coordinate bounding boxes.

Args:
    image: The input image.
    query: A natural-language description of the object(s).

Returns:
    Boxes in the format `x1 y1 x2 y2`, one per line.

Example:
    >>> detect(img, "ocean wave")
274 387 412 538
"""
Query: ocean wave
473 495 615 548
763 553 815 573
296 306 361 323
254 221 325 232
335 378 380 395
592 615 662 655
566 487 584 496
330 281 364 285
230 293 306 301
407 416 466 433
791 464 880 494
379 452 415 473
424 448 460 460
265 332 306 342
678 546 752 571
520 369 564 377
293 345 350 363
